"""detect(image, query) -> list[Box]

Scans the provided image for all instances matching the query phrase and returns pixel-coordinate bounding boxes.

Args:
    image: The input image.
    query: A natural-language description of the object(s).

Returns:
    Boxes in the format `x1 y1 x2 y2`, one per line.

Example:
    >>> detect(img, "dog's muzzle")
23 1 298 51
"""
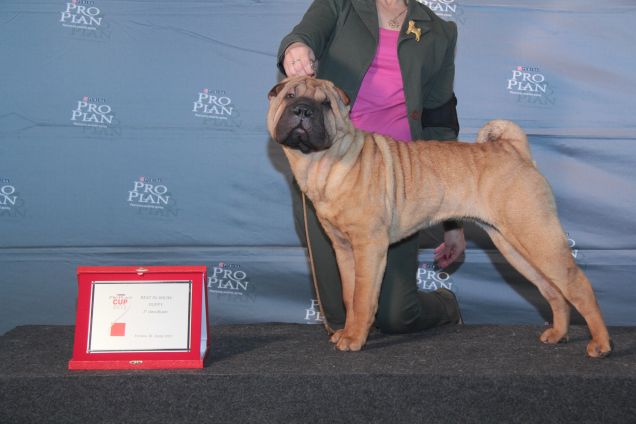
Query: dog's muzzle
275 97 328 154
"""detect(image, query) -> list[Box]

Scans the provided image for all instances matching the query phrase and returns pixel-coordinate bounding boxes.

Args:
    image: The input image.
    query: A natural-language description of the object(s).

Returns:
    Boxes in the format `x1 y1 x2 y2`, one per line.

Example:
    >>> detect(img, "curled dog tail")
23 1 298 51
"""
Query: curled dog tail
476 119 533 163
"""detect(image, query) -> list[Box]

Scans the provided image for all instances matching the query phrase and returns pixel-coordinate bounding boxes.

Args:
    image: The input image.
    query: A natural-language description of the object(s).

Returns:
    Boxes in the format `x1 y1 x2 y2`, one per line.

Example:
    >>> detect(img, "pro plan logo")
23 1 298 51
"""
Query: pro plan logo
193 88 241 129
507 66 555 106
207 263 250 295
0 179 25 218
0 181 17 211
417 262 454 291
71 96 115 128
567 232 587 268
60 0 103 31
128 177 172 210
305 299 324 323
417 0 465 22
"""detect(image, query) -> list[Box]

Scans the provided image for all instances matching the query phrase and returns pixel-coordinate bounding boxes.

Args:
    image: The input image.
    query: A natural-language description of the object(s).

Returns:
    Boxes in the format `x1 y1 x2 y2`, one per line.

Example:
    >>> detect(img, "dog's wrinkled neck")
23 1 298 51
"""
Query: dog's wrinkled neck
286 129 365 202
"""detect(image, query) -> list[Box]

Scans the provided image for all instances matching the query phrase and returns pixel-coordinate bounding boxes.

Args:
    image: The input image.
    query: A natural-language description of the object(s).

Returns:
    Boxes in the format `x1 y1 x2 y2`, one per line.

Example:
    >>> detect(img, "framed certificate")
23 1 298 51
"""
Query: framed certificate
69 266 209 370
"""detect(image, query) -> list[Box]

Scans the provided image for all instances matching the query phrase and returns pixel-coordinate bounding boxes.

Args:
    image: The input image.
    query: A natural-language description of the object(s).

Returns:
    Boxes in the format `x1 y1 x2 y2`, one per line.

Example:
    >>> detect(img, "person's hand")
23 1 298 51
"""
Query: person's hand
283 42 317 77
434 228 466 269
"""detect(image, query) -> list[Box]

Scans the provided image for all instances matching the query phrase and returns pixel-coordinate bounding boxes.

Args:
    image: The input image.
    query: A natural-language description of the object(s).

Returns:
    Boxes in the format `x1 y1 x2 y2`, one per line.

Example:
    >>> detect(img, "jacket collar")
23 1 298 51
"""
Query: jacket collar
352 0 433 41
351 0 379 41
406 1 434 23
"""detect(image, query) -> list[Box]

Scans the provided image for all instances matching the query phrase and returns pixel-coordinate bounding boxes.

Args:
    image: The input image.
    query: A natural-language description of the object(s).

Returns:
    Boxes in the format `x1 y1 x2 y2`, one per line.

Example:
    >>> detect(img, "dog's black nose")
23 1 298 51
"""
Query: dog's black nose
292 104 313 118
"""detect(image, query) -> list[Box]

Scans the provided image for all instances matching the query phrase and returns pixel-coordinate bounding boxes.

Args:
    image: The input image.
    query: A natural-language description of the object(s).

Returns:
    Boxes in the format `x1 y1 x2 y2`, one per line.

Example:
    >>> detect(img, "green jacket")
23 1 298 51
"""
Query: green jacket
277 0 458 141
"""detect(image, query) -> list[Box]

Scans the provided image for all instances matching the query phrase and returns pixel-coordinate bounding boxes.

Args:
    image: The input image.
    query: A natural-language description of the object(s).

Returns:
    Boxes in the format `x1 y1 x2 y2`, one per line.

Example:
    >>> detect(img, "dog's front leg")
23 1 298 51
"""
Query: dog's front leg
335 237 389 351
328 239 356 345
316 221 358 345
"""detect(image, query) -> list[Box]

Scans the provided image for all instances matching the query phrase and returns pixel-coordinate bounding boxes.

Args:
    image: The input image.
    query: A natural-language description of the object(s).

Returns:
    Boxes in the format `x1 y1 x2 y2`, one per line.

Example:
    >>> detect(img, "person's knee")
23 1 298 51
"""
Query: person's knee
375 308 417 334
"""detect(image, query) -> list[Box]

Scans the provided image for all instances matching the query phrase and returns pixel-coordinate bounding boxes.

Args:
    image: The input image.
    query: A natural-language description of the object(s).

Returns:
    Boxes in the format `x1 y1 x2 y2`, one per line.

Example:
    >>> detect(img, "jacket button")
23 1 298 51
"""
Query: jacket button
410 110 421 120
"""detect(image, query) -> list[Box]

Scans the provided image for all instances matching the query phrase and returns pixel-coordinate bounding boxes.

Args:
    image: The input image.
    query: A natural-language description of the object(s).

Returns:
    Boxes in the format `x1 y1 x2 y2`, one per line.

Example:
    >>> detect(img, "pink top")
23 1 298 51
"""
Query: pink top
350 28 411 142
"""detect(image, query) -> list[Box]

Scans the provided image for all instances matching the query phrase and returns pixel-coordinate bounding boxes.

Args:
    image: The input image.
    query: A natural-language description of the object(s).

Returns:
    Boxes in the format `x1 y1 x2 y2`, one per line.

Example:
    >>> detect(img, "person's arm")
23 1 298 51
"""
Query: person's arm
277 0 339 76
424 20 457 110
421 20 459 140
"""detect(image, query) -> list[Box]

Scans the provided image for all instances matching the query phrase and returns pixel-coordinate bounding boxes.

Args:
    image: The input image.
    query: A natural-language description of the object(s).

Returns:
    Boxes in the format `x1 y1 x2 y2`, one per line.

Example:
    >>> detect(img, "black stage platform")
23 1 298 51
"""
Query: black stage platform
1 324 635 423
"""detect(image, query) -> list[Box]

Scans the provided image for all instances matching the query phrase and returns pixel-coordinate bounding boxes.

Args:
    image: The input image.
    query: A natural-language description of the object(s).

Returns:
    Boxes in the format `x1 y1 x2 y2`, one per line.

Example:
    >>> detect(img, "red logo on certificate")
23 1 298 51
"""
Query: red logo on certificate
110 323 126 337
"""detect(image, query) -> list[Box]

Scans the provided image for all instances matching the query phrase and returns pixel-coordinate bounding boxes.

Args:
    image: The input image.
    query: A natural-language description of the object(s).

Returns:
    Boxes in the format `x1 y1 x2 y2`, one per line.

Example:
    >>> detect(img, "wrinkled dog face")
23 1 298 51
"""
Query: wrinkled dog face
267 77 350 154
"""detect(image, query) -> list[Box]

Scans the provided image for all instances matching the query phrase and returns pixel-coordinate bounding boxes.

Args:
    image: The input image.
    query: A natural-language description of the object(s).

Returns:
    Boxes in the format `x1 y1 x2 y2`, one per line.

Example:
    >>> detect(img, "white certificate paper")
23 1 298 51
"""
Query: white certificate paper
88 281 192 352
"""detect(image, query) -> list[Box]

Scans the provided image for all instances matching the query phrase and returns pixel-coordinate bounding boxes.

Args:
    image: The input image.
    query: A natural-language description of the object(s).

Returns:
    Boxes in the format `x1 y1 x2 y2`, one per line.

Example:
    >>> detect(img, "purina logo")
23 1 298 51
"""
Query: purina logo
417 262 455 291
71 96 116 129
0 179 26 218
507 66 556 106
193 88 242 129
417 0 465 23
207 263 251 296
60 0 103 30
305 299 324 323
128 176 173 211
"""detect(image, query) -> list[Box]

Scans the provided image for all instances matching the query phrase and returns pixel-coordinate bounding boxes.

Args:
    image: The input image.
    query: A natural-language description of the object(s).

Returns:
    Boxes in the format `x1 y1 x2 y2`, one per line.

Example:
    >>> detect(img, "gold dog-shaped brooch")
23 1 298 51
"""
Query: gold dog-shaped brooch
406 20 421 42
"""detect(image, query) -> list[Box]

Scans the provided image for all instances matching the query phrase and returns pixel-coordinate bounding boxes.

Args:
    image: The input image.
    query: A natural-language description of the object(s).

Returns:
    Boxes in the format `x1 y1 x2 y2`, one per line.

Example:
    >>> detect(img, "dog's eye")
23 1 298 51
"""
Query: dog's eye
286 92 295 99
322 100 331 107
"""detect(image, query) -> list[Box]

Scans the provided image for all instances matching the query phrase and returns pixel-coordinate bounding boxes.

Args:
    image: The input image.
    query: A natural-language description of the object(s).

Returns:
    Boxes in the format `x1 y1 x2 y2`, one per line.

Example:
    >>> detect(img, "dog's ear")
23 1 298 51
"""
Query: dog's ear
334 86 350 106
268 82 286 100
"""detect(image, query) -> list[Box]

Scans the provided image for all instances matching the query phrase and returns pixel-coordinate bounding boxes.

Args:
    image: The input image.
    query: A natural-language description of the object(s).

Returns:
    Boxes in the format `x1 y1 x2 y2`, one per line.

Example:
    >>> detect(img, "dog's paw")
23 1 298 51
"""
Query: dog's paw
335 335 364 352
330 329 344 344
540 328 568 345
586 339 613 358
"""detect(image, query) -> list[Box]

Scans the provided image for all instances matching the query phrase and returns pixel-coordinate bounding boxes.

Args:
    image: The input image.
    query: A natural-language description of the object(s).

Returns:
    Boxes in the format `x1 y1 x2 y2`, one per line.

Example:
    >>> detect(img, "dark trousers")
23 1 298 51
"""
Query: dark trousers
297 185 454 334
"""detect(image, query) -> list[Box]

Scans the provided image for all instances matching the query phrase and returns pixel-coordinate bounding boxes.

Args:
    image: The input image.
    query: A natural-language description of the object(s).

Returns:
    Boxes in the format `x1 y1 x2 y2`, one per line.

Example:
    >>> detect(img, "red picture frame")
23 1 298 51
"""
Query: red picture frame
69 266 209 370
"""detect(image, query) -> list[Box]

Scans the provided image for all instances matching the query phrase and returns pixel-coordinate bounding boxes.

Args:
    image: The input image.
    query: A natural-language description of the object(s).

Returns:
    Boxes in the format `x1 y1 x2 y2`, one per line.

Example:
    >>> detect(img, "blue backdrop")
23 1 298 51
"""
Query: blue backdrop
1 0 635 334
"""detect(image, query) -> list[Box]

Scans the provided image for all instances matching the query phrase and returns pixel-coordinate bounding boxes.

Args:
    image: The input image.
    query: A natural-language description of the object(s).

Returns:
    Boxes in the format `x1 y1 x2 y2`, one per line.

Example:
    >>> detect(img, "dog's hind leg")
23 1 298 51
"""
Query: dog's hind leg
483 192 611 357
481 225 571 344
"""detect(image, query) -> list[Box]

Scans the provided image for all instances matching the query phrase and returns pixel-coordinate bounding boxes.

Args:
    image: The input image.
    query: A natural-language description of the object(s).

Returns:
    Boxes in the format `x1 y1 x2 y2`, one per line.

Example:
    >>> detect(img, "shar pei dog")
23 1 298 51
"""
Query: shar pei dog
267 76 612 357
